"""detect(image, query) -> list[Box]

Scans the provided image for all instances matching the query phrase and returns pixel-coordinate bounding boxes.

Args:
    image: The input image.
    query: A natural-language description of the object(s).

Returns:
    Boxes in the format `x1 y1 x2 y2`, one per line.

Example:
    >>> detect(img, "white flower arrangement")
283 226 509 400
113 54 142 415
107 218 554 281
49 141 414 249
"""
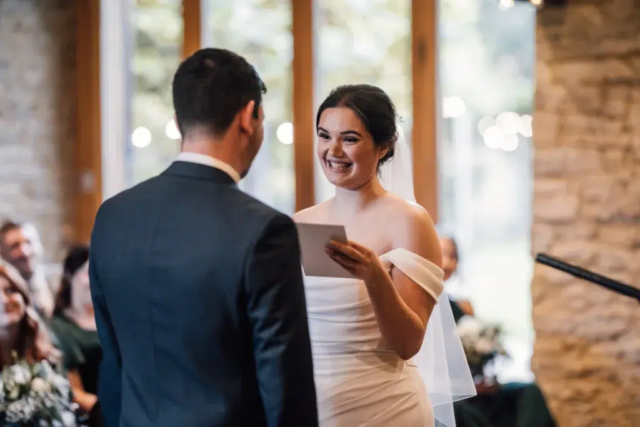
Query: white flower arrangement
457 316 508 381
0 356 76 426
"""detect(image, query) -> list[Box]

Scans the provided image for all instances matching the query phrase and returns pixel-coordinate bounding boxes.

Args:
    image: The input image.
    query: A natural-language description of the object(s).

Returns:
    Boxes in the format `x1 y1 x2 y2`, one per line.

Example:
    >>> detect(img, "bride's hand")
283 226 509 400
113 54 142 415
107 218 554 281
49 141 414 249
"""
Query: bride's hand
326 240 386 282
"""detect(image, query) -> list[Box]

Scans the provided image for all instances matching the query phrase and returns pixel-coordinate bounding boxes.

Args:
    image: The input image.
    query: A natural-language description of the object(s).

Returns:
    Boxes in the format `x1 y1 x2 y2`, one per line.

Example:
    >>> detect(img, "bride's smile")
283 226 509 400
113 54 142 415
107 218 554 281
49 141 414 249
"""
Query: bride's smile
326 159 353 172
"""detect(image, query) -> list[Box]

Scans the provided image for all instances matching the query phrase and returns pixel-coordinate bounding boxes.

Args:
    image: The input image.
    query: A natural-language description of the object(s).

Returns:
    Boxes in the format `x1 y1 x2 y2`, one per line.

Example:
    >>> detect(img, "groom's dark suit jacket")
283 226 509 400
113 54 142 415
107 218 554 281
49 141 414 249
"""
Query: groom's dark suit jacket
89 160 318 427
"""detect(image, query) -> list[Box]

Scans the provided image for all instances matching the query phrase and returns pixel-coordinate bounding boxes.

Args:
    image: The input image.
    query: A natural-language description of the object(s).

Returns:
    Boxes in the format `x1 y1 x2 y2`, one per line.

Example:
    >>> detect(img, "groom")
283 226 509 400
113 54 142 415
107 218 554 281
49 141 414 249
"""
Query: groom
89 48 318 427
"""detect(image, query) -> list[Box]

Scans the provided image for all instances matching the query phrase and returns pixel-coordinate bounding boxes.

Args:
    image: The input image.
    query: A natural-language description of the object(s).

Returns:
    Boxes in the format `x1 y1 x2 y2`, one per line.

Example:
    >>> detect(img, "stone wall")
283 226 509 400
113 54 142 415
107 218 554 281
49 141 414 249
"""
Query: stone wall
532 1 640 426
0 0 77 262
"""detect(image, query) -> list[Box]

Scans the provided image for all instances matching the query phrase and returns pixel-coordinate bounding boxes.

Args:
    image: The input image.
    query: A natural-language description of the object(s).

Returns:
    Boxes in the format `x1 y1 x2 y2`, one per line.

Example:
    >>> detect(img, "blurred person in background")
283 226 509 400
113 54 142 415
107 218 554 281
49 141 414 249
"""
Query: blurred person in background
439 236 556 427
0 221 54 318
0 264 58 368
48 245 102 426
440 235 474 320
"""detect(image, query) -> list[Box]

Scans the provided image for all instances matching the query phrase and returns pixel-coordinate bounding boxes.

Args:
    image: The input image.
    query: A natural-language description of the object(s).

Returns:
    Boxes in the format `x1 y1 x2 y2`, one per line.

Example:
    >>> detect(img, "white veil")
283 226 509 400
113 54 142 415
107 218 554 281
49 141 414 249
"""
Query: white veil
379 128 477 427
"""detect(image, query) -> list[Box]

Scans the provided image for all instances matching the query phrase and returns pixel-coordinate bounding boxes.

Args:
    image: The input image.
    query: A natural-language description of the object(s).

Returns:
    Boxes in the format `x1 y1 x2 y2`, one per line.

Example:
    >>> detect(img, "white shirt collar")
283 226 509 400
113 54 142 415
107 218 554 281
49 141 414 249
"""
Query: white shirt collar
176 152 241 183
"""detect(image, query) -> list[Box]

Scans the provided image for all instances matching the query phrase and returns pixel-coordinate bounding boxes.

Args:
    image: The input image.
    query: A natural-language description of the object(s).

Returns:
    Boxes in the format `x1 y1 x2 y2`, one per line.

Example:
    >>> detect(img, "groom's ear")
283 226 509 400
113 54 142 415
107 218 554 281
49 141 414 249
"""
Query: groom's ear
238 100 256 136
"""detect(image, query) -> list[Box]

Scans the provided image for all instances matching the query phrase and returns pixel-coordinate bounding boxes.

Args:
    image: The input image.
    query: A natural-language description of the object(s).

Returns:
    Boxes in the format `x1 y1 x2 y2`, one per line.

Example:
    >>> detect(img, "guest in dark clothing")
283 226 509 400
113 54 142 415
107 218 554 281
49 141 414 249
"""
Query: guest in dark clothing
440 236 556 427
48 245 101 424
440 236 474 317
449 296 466 324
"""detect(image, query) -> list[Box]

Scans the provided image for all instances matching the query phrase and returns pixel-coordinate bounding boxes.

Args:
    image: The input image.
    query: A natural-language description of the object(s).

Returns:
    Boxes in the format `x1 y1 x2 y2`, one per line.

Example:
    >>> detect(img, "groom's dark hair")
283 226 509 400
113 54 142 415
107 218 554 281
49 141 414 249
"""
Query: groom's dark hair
172 48 267 138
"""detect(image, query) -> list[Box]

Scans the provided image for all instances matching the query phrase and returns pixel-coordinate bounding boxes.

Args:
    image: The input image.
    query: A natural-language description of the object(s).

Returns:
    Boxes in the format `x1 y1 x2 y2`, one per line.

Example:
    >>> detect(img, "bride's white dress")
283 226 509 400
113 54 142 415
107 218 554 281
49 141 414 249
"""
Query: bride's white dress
304 248 445 427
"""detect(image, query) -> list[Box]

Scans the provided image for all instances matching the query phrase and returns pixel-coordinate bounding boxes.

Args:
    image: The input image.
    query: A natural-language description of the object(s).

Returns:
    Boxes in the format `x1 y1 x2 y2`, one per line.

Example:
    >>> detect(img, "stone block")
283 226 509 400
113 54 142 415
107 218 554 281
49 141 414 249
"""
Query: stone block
555 222 597 240
603 85 630 119
550 240 597 264
564 148 603 173
531 224 555 255
534 194 580 223
560 113 592 137
534 179 570 197
565 86 603 114
580 175 620 202
629 103 640 131
532 111 561 146
534 149 566 176
553 59 633 85
597 224 639 247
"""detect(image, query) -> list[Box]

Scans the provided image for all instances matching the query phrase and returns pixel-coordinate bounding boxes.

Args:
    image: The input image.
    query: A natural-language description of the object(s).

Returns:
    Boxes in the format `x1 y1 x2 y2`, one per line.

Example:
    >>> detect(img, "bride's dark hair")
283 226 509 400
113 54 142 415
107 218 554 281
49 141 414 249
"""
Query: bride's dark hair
317 84 398 168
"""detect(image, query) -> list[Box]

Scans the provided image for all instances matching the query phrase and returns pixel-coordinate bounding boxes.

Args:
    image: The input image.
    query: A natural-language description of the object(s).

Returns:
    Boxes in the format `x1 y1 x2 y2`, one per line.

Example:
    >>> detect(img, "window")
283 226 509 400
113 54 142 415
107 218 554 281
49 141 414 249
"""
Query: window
314 0 412 202
128 0 183 186
101 4 537 367
202 0 295 214
437 0 536 381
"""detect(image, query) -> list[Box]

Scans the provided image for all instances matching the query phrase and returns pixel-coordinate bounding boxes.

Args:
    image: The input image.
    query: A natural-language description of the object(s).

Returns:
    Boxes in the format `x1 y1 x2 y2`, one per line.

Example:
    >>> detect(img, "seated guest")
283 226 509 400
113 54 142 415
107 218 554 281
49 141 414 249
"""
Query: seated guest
0 265 58 368
440 235 474 318
48 245 101 420
439 236 556 427
0 221 54 318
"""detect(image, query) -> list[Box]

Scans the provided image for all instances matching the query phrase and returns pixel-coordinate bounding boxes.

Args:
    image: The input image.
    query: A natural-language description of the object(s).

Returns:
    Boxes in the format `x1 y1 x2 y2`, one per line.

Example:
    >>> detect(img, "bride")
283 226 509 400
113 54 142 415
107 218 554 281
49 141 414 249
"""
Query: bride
294 84 475 426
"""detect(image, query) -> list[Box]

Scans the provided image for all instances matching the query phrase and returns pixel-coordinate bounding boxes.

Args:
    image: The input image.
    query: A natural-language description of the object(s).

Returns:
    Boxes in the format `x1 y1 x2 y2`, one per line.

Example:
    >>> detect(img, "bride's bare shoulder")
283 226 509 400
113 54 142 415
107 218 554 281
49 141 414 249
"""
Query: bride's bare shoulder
293 199 332 223
383 196 442 267
383 194 433 224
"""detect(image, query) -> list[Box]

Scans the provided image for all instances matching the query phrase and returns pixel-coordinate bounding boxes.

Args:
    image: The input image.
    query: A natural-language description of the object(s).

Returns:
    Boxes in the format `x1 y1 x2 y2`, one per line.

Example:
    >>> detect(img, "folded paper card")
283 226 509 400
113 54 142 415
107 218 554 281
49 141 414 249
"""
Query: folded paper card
295 222 352 278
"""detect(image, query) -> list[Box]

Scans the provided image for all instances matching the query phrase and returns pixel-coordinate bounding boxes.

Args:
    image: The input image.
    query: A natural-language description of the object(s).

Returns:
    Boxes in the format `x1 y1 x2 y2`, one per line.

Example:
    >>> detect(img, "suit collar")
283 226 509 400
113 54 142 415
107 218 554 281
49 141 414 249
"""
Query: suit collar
175 152 241 183
162 161 237 185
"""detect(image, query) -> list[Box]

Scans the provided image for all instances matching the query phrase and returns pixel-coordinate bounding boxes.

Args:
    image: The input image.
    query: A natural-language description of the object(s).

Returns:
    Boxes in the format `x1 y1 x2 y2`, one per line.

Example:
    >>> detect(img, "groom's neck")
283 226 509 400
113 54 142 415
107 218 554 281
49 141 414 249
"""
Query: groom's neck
181 135 243 171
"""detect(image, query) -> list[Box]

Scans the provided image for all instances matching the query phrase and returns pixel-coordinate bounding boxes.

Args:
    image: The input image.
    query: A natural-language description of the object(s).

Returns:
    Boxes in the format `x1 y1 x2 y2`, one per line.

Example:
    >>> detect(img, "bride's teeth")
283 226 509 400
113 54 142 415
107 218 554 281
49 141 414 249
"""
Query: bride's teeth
329 160 351 170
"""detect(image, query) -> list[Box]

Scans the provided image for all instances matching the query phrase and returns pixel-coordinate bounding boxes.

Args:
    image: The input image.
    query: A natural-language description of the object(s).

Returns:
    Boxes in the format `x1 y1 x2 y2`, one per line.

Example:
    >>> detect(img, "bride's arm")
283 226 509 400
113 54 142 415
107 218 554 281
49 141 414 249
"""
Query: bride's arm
326 208 442 360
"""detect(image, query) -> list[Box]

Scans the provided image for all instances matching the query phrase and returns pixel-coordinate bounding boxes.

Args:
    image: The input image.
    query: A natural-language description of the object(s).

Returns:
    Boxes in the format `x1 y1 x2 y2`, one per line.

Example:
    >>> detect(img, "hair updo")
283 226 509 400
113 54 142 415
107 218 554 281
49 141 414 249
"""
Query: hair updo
316 84 398 168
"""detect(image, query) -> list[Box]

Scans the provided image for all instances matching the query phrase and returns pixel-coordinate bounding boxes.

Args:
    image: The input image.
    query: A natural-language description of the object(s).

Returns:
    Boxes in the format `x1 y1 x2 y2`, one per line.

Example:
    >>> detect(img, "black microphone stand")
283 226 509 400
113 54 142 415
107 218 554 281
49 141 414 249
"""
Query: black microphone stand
535 253 640 304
